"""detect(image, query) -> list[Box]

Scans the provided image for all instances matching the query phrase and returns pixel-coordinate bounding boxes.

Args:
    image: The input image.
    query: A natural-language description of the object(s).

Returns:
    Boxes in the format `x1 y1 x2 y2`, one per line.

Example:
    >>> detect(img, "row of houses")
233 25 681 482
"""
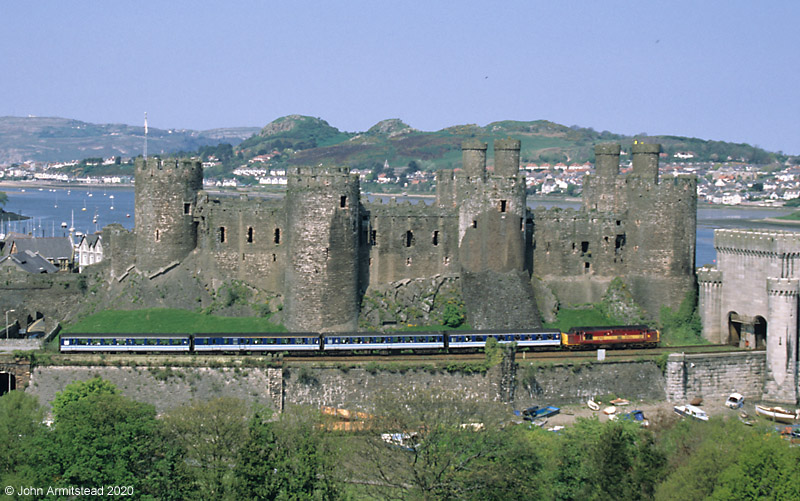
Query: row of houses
0 232 103 275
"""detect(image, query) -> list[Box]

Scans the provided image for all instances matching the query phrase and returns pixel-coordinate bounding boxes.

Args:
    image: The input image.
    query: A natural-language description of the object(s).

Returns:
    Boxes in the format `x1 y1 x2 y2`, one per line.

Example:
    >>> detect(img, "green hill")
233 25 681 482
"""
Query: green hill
0 116 259 164
1 115 789 176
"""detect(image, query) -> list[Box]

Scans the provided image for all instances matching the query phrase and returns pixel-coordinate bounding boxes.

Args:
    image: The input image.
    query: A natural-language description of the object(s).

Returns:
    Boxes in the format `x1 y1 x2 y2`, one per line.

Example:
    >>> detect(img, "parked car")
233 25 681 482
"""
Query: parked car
725 393 745 409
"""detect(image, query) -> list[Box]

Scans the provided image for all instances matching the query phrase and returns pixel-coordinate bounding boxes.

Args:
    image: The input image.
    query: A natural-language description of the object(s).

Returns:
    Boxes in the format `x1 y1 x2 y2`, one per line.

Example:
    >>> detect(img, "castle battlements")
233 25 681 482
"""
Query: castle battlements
767 277 800 296
715 229 800 256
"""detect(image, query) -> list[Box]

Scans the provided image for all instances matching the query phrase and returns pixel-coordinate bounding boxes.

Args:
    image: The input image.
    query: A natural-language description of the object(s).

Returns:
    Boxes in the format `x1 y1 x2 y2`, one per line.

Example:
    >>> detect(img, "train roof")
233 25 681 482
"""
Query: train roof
567 325 652 333
193 332 318 338
62 332 191 338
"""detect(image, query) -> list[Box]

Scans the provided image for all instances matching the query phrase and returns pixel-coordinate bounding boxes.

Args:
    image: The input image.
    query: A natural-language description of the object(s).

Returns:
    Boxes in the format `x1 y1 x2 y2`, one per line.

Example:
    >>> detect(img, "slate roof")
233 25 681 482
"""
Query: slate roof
2 250 59 273
6 237 74 260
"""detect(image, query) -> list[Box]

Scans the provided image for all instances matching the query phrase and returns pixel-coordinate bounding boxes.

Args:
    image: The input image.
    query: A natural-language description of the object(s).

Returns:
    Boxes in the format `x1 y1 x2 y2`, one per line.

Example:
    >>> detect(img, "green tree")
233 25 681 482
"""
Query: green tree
34 389 195 499
163 397 250 499
0 390 45 485
0 191 7 207
234 408 345 500
359 390 540 500
51 375 118 420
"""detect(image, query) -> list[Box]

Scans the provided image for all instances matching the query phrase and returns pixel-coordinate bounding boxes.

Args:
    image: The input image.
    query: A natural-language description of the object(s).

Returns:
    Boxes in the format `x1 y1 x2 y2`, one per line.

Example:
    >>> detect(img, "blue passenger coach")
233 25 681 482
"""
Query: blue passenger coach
446 329 562 349
60 333 191 352
192 333 321 352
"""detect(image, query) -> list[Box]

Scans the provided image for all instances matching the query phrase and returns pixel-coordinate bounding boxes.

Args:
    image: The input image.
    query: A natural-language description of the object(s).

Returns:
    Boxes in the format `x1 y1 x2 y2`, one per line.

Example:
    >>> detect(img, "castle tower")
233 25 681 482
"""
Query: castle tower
462 139 487 180
631 142 660 184
594 143 621 178
457 139 526 273
764 278 799 403
494 138 521 177
583 143 622 212
134 157 202 274
284 166 360 332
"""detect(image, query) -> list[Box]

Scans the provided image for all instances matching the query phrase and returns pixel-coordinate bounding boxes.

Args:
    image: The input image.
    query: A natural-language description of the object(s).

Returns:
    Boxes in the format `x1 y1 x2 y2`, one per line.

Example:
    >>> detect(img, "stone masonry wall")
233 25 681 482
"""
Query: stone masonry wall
26 365 282 414
194 193 286 293
363 201 457 286
665 351 766 403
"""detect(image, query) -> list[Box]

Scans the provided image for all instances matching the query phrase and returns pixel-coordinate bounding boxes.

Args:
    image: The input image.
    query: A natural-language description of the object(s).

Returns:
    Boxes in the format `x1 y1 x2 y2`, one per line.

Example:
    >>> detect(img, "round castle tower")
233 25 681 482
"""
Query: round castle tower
134 157 203 274
284 166 361 332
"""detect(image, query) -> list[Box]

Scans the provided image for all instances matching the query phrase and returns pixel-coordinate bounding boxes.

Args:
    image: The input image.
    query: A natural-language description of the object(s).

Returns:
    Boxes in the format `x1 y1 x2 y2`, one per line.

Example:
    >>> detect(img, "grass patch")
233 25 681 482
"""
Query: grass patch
543 307 618 332
62 308 285 334
777 211 800 221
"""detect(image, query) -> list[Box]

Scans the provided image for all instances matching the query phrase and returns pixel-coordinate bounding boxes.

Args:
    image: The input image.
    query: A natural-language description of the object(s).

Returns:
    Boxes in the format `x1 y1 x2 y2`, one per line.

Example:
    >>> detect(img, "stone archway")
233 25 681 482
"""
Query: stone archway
754 315 767 350
727 311 742 346
0 372 16 396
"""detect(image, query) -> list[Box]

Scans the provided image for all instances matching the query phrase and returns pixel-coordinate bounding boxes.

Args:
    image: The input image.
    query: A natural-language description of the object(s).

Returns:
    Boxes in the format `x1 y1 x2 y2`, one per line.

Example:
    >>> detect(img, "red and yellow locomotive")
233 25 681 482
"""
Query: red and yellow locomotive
561 325 660 349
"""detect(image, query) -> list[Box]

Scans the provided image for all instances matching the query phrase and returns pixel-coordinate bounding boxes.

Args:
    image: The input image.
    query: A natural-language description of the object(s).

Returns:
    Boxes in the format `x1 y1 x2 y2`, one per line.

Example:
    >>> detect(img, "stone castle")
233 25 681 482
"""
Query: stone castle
95 139 696 332
698 229 800 403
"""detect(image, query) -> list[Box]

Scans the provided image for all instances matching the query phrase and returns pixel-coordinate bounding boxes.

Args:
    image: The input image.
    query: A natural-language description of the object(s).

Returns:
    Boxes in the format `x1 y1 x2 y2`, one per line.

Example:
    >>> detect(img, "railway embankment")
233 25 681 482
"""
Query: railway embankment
18 349 769 415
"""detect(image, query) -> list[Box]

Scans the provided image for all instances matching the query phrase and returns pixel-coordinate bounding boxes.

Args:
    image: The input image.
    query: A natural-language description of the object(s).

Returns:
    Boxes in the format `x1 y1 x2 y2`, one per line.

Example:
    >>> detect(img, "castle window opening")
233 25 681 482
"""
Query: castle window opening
472 220 478 229
340 195 347 208
405 230 414 247
432 231 439 246
604 236 609 243
272 254 276 262
615 234 625 251
274 228 281 244
443 256 450 265
581 241 589 254
499 200 507 212
219 227 226 243
406 257 412 266
247 227 254 243
616 220 621 226
370 230 377 246
584 262 591 273
184 203 191 215
155 230 160 242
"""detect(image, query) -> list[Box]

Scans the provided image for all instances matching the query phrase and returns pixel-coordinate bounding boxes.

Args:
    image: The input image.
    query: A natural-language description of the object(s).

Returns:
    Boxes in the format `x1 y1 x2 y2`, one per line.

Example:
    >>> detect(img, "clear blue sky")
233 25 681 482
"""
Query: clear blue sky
2 1 798 153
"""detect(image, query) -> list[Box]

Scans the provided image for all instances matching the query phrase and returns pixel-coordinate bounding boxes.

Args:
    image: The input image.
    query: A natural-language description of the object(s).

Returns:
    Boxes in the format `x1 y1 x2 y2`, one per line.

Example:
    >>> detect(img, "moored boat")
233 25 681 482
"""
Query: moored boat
755 404 796 424
673 404 709 421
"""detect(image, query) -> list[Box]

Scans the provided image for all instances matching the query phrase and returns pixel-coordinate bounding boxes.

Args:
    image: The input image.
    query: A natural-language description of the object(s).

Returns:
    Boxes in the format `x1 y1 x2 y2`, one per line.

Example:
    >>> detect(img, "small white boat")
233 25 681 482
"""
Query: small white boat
587 399 600 411
673 404 709 421
611 398 630 406
603 406 616 415
755 405 795 424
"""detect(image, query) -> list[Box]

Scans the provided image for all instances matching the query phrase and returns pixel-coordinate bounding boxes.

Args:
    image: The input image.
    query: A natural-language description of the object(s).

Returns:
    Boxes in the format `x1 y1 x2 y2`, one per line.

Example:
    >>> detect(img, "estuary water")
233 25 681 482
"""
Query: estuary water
2 186 797 267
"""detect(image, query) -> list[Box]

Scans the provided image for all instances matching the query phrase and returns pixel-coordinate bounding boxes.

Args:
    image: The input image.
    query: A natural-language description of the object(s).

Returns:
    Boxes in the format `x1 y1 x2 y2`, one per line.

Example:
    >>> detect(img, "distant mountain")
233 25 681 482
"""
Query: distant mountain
0 114 788 171
234 116 786 174
0 116 260 164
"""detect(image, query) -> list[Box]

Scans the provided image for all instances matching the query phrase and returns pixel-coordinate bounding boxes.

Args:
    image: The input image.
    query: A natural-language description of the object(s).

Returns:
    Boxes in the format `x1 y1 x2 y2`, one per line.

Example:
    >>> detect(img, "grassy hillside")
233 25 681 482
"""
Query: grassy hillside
63 308 285 334
229 116 786 177
0 116 259 164
2 114 788 176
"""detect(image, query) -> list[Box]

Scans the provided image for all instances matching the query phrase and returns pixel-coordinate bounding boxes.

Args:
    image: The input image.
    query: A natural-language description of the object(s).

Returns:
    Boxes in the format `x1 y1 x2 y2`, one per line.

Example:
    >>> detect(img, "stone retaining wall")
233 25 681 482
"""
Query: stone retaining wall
665 351 766 403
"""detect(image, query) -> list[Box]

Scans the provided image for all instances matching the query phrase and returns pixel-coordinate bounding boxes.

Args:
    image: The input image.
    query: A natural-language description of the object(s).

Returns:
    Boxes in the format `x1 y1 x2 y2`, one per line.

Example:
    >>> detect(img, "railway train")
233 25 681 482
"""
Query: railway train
59 325 659 354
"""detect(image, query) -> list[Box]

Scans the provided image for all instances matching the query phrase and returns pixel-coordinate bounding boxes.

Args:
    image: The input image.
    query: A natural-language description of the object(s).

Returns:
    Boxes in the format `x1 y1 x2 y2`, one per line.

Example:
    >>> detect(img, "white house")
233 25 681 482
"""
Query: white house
76 234 103 272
